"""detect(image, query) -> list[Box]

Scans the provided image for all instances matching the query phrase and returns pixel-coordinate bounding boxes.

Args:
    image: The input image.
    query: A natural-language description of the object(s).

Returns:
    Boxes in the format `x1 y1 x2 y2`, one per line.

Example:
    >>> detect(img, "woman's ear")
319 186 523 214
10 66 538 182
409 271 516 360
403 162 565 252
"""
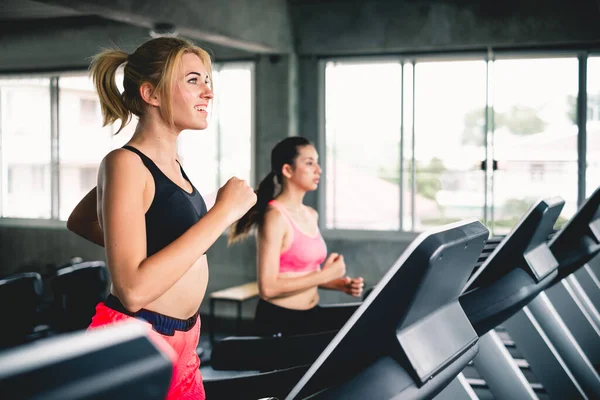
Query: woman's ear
282 164 294 179
139 82 161 107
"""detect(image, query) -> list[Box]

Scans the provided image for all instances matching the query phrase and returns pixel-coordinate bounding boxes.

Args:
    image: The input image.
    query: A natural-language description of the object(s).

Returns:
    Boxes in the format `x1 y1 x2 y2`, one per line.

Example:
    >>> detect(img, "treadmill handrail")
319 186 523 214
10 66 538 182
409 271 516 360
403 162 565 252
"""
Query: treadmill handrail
549 185 600 250
464 196 564 291
548 185 600 280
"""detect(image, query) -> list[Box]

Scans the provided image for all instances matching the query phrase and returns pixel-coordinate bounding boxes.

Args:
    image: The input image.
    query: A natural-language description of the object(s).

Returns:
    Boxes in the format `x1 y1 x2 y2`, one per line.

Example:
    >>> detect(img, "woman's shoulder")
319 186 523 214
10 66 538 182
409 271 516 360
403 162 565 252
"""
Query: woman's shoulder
264 202 285 221
261 202 291 232
98 148 148 184
102 147 142 166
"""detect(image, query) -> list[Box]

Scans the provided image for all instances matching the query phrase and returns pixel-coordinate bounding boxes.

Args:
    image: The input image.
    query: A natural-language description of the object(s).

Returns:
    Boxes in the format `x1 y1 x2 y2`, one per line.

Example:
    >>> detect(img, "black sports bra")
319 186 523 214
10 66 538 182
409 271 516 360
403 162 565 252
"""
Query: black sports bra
122 145 208 256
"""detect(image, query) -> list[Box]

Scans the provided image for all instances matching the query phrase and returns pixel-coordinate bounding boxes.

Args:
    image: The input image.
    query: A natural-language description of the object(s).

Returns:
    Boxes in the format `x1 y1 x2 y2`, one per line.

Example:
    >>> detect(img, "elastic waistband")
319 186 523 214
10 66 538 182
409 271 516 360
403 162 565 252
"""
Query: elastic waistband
104 294 198 336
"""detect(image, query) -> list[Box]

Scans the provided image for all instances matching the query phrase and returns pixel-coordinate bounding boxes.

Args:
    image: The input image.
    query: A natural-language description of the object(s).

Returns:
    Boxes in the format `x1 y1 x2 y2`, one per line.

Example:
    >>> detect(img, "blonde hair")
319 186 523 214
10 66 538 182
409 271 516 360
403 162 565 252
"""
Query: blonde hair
90 37 213 134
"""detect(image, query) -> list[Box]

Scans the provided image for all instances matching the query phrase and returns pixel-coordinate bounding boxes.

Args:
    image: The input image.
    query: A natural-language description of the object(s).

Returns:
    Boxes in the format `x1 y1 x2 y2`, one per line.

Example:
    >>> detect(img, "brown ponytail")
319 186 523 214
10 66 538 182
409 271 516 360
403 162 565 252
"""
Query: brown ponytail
228 136 312 244
228 171 278 244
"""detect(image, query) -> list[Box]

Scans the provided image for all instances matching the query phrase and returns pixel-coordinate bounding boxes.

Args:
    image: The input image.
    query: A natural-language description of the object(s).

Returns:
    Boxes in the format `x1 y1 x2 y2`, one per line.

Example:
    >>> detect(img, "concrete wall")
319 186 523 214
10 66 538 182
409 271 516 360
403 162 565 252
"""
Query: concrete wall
291 0 600 56
297 56 321 210
0 223 105 277
254 54 298 182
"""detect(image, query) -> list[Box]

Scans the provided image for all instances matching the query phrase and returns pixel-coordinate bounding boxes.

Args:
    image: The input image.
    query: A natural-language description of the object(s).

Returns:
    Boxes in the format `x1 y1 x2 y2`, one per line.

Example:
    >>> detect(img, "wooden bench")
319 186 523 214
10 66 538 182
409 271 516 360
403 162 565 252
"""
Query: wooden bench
209 282 259 344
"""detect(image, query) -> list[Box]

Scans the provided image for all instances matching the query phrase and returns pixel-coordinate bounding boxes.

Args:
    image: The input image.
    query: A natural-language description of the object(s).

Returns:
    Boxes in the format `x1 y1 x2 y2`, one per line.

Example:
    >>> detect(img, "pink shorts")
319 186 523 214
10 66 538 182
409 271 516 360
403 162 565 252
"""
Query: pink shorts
88 302 205 400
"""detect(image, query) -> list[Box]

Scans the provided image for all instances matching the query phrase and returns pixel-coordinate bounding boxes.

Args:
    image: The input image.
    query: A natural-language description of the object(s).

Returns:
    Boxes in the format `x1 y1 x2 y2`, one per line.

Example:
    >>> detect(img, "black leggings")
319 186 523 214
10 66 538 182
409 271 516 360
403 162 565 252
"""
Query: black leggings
254 299 358 337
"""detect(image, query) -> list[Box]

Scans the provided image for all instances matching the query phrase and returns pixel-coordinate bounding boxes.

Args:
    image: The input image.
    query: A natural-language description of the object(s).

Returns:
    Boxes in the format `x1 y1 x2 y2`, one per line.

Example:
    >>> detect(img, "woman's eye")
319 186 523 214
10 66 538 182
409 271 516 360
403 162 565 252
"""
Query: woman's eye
188 78 197 84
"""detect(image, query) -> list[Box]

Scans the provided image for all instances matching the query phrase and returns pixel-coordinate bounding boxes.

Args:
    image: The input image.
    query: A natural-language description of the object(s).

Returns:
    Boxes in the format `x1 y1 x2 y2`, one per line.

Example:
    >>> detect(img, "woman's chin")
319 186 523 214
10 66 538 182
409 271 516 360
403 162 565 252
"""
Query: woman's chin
188 122 209 131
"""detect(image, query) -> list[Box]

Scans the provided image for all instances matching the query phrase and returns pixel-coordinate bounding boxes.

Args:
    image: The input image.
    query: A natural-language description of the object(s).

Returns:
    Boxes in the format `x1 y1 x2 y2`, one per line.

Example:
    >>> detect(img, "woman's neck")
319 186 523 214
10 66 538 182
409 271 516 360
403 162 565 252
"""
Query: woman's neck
128 114 180 164
276 186 306 209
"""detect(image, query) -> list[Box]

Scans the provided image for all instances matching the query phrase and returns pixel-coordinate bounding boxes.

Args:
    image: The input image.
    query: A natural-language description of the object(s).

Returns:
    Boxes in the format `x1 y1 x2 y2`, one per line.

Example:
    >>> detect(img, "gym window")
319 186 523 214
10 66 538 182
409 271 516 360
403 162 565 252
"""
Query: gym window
587 56 600 199
0 61 255 222
324 54 591 235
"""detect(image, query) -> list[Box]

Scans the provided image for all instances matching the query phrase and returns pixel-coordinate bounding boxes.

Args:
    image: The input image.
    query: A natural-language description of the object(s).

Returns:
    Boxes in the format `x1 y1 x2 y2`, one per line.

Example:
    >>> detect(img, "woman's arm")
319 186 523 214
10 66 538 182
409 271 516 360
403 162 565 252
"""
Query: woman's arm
305 206 362 297
320 276 364 297
319 278 347 291
66 187 104 247
257 208 345 301
102 149 255 312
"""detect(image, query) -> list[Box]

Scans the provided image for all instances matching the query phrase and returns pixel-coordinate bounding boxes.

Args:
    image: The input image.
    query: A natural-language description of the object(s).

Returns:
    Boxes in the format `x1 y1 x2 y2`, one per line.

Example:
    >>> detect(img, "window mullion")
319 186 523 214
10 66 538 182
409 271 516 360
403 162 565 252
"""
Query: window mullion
216 64 222 189
411 61 416 232
577 54 587 207
50 76 59 220
399 61 404 231
0 86 3 217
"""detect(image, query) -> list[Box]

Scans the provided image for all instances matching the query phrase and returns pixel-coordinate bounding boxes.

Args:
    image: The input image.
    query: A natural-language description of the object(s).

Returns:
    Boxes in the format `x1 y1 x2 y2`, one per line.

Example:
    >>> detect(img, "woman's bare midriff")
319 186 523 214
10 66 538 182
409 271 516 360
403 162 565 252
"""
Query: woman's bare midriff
267 270 320 310
111 254 209 320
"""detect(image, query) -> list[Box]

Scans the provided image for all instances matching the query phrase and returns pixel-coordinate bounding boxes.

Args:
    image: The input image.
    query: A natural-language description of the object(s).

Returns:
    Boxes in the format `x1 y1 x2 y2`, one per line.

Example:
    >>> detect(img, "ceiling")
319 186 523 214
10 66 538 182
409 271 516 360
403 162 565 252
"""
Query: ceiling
0 0 84 20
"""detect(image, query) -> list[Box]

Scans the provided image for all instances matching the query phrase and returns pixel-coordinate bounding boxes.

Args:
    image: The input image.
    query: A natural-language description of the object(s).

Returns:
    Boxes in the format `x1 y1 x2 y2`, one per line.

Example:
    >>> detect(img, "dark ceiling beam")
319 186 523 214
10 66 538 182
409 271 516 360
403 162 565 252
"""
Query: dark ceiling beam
35 0 293 54
0 17 253 73
290 0 600 56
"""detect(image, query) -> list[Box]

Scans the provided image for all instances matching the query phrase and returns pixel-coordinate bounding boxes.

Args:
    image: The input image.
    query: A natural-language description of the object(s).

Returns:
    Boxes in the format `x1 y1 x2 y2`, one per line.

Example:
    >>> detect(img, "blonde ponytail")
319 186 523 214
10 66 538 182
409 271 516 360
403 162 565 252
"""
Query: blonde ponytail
90 49 130 134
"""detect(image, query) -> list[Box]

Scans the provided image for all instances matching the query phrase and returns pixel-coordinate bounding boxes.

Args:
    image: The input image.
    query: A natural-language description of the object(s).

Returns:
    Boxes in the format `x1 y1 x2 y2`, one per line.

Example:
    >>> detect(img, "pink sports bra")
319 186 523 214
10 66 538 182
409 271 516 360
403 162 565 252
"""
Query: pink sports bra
268 200 327 274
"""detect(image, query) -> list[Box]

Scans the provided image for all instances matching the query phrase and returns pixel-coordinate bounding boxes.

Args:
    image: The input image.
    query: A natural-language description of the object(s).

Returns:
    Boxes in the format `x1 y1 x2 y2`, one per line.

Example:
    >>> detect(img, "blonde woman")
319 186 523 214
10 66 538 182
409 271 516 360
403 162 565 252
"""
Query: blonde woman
72 37 256 399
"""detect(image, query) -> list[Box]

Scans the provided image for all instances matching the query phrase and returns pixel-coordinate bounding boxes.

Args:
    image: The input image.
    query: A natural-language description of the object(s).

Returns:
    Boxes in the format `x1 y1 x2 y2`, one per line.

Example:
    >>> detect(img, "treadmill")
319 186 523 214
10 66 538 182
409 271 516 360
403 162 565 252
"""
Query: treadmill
0 321 173 399
459 196 600 399
204 219 489 400
541 186 600 367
